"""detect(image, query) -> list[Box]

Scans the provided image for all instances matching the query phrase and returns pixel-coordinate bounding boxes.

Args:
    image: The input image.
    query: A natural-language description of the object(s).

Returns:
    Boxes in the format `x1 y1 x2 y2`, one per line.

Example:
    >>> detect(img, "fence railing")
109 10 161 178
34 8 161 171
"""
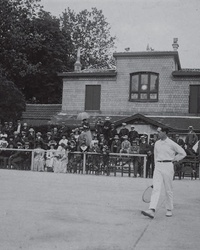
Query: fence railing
0 148 150 178
1 148 199 179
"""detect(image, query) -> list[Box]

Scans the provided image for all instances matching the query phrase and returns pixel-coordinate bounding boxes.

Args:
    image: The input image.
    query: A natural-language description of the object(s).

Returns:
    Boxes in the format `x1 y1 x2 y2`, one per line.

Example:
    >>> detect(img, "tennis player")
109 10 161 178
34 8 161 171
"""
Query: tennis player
142 127 186 218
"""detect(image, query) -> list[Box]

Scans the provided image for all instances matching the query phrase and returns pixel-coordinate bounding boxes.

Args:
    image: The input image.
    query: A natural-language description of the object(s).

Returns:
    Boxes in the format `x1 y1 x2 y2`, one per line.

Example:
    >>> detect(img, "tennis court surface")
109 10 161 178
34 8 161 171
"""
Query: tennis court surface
0 170 199 250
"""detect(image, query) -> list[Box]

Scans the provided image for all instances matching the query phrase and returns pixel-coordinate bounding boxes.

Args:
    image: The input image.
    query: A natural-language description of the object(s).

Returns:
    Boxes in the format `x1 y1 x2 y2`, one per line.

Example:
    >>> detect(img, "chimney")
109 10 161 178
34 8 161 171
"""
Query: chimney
172 38 179 51
74 47 82 71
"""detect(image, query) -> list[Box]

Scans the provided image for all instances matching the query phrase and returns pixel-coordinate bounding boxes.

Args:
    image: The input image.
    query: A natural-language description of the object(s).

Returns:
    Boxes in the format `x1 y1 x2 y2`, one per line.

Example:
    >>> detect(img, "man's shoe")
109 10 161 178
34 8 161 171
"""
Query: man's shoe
166 210 172 217
141 209 155 219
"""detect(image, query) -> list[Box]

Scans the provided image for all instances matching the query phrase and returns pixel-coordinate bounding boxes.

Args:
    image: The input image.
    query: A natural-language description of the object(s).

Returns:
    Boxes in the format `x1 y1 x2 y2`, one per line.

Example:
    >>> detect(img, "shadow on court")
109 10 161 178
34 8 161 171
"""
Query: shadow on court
0 170 199 250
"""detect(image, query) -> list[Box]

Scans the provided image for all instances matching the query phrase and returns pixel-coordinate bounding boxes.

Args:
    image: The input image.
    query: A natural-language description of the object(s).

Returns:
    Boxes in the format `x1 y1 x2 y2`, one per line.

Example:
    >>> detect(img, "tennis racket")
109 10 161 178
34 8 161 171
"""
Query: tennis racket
142 185 153 203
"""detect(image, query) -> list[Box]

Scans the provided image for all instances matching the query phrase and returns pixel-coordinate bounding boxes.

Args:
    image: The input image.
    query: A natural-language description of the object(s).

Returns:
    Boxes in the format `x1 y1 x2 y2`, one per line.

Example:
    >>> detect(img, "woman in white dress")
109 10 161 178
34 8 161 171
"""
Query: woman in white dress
32 144 45 171
45 143 56 172
54 143 68 173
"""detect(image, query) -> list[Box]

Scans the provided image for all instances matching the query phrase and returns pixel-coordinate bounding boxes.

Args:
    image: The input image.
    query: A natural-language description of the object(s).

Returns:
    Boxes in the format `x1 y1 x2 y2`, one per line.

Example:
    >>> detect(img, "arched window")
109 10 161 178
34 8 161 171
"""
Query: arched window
129 72 159 102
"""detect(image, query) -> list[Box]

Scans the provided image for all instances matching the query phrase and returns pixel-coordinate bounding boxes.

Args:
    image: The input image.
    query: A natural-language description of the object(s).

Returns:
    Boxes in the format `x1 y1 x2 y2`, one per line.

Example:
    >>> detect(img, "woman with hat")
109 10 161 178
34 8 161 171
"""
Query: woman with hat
32 143 45 171
54 143 68 173
46 142 56 172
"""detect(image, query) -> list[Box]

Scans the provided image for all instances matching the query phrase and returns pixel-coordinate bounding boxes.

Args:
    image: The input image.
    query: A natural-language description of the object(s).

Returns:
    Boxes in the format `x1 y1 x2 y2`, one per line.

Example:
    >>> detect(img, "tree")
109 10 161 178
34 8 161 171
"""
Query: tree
60 7 116 69
0 74 26 122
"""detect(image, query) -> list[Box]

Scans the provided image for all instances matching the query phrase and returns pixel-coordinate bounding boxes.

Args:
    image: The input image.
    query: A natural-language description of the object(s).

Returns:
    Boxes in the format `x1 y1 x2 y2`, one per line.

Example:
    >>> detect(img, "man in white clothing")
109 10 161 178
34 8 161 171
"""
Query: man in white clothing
141 127 186 219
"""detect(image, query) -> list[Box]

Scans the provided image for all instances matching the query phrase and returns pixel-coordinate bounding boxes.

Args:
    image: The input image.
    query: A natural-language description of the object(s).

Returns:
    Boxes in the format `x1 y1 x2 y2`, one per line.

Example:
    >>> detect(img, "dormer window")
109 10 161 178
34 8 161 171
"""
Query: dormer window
129 72 159 102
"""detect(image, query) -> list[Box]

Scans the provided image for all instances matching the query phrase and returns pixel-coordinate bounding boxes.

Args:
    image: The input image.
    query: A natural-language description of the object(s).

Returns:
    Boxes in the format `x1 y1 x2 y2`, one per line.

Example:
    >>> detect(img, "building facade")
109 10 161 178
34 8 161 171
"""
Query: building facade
58 41 200 137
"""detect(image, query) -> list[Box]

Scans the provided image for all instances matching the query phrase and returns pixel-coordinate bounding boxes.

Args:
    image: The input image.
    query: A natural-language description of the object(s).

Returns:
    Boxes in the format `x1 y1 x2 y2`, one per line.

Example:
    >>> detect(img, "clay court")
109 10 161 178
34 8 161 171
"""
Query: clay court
0 169 199 250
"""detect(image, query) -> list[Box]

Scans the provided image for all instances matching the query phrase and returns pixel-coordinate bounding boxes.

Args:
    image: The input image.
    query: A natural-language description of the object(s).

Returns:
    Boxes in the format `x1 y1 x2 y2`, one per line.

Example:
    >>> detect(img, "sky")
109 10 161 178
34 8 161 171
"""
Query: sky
40 0 200 68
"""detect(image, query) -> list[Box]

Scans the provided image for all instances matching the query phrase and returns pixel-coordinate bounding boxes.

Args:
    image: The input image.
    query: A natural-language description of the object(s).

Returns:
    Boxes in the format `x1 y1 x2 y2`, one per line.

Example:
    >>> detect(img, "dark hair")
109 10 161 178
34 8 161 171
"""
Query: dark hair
161 127 169 134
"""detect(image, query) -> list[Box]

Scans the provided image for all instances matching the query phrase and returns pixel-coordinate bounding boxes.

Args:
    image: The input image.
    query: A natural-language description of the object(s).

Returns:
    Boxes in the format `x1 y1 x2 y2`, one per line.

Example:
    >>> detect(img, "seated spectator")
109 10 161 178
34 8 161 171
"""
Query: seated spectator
58 134 68 148
90 133 99 149
120 135 131 154
98 133 108 151
111 134 121 153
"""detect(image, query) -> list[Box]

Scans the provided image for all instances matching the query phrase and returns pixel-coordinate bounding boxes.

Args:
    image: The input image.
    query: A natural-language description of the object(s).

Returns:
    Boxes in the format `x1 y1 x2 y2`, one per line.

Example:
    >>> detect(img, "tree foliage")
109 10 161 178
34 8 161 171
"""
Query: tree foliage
0 74 26 122
0 0 116 104
60 7 116 69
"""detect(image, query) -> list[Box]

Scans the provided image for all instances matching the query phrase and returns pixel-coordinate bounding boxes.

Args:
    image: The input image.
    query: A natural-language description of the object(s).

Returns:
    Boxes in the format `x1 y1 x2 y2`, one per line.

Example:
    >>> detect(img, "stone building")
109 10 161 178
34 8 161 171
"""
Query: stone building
56 39 200 138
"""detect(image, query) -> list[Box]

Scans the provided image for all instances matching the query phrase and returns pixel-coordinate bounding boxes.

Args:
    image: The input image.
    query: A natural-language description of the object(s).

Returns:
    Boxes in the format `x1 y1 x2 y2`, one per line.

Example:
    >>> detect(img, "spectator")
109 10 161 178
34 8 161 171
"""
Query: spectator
111 134 121 153
54 143 68 173
120 135 131 154
174 134 185 148
128 125 139 143
27 128 35 149
119 123 129 140
32 144 45 171
185 126 198 155
102 117 112 141
129 140 140 177
35 132 45 149
46 143 56 172
8 142 24 169
94 117 104 137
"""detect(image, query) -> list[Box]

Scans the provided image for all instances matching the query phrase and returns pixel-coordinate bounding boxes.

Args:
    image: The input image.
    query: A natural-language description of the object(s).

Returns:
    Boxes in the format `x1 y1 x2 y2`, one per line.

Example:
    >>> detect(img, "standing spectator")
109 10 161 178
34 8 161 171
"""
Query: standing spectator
54 143 68 173
119 123 129 140
185 126 198 155
45 143 56 172
128 125 139 143
15 120 22 134
2 122 9 134
108 123 118 148
129 140 140 177
94 117 104 137
13 131 22 148
21 123 29 135
51 127 60 144
7 121 15 137
21 142 32 170
32 144 45 171
27 128 35 149
35 132 45 149
102 117 112 141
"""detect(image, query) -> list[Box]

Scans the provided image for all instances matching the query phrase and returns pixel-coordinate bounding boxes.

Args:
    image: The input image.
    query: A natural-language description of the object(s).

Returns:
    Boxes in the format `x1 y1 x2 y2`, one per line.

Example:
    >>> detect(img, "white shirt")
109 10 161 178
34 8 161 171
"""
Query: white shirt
154 137 186 163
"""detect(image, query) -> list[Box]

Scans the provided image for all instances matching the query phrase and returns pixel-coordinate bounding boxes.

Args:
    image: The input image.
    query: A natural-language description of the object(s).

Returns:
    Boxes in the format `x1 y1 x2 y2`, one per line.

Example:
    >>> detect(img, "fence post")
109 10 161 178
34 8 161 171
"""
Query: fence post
31 150 34 171
83 153 86 174
143 155 147 178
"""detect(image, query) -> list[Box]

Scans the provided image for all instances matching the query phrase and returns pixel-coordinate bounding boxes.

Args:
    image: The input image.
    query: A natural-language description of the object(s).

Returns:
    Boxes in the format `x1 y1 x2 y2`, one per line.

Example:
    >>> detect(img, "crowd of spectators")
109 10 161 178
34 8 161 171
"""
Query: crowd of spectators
0 117 197 177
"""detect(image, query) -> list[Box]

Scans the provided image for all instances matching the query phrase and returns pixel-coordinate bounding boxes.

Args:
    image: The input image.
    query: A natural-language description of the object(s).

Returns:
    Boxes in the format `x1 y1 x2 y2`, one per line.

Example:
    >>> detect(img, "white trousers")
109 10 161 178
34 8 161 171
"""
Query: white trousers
149 162 174 211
